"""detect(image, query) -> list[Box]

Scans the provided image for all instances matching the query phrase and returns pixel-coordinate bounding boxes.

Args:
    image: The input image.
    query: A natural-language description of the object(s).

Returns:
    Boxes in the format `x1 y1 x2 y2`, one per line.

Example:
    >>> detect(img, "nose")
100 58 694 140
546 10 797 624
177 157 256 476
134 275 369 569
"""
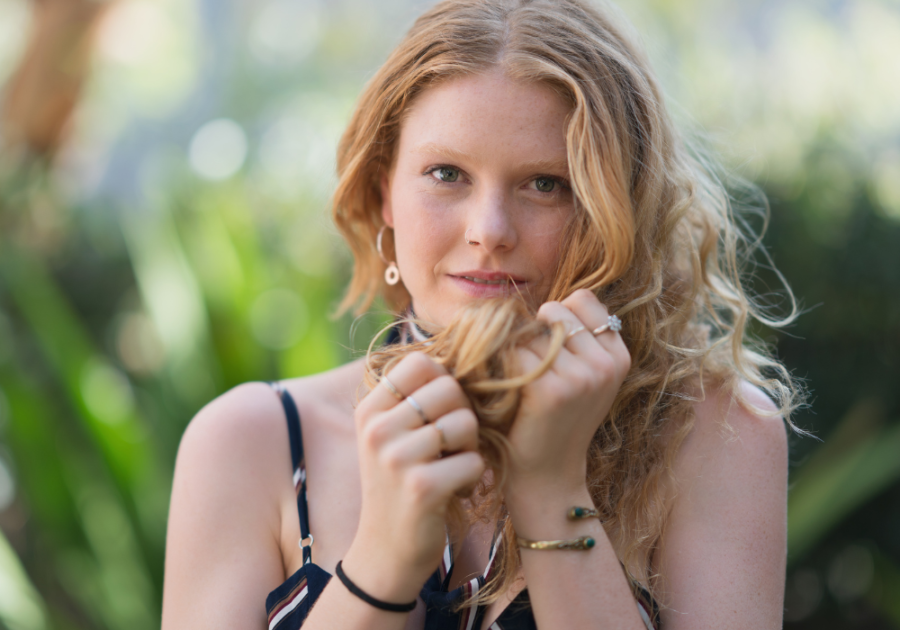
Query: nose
464 189 517 252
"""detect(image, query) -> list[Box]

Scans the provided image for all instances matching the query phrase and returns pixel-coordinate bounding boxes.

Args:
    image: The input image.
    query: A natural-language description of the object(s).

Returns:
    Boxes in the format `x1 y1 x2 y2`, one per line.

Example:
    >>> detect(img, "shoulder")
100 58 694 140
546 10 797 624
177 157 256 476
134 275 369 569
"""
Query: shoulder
655 381 789 627
178 357 365 469
178 381 287 474
164 382 293 628
173 382 293 522
663 379 789 553
675 380 788 481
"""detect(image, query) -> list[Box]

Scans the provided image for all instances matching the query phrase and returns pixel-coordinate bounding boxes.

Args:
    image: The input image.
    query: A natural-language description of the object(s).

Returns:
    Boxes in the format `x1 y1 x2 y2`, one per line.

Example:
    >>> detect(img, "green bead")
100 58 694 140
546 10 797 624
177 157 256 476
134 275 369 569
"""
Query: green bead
574 507 586 518
584 537 596 549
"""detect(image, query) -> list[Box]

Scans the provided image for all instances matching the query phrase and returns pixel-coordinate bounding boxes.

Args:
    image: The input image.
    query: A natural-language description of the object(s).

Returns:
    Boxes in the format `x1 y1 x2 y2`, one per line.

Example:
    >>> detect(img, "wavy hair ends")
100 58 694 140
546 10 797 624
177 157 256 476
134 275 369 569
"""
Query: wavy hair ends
337 0 804 611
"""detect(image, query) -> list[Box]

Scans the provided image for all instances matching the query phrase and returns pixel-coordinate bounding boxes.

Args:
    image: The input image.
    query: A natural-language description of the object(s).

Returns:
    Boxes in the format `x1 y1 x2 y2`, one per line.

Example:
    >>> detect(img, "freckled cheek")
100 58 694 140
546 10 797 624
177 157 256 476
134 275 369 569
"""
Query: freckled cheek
392 193 460 278
396 193 460 239
521 214 569 281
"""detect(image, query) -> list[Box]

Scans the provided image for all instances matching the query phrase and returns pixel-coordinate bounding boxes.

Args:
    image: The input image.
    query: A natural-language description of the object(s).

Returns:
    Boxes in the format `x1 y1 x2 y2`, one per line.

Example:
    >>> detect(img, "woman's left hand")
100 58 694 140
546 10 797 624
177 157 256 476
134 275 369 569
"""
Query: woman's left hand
505 289 631 495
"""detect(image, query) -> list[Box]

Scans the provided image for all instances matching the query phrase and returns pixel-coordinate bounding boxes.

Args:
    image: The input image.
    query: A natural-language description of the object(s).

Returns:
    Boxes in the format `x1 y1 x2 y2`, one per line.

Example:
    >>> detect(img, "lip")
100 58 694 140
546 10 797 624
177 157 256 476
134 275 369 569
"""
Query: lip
447 269 528 298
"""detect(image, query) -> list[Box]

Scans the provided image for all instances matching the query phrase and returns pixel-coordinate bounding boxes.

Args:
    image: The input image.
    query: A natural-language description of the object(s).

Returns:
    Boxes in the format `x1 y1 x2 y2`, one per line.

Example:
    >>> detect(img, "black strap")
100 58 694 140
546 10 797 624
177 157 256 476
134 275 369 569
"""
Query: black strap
269 381 313 564
335 561 417 613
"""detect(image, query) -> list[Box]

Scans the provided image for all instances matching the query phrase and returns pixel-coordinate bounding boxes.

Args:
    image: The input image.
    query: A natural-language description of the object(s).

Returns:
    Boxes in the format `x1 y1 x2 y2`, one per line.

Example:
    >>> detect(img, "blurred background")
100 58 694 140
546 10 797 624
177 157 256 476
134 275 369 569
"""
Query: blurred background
0 0 897 628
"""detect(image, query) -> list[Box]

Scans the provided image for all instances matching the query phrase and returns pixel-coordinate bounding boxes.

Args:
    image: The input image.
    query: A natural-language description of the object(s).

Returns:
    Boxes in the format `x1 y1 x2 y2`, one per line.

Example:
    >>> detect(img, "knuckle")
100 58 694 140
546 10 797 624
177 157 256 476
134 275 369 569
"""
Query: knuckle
463 452 487 477
434 374 459 393
537 301 562 317
454 410 479 438
378 445 405 472
405 468 434 501
542 383 569 408
569 288 597 305
570 367 597 393
406 352 446 378
618 348 632 373
404 351 431 372
361 417 390 449
591 354 616 381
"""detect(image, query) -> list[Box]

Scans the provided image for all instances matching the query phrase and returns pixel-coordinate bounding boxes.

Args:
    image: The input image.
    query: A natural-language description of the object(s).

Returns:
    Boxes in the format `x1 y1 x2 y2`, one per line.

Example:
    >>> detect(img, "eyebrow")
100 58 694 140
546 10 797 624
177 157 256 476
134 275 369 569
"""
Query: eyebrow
413 142 569 175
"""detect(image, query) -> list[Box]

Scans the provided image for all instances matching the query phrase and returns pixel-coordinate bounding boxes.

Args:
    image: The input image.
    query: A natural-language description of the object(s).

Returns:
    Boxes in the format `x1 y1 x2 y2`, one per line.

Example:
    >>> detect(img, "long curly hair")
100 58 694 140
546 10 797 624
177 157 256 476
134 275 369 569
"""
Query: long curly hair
332 0 802 607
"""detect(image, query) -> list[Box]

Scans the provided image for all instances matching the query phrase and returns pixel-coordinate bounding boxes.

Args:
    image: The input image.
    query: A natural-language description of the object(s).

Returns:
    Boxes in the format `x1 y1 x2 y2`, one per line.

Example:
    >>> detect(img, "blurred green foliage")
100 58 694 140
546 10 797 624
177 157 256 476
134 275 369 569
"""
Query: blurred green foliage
0 0 897 629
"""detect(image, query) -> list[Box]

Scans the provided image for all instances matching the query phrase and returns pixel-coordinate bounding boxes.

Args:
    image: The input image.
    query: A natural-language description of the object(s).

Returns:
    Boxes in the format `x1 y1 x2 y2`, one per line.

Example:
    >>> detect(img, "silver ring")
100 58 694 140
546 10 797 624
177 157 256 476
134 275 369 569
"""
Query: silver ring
465 229 477 246
381 375 404 400
565 325 587 341
432 421 447 448
298 534 314 549
592 314 623 336
406 395 429 424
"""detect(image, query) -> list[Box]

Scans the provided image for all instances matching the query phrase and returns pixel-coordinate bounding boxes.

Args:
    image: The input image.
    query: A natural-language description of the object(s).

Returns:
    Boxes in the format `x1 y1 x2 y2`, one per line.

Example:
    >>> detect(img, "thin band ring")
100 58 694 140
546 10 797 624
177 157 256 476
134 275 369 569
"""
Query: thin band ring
406 395 429 424
465 229 477 246
592 314 623 336
381 375 404 401
565 325 587 341
432 421 447 449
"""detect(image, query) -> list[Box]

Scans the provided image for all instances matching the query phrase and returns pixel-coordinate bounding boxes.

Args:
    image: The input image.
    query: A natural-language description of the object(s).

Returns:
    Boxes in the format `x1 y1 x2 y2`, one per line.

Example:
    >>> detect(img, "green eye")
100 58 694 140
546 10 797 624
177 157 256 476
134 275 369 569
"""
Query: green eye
534 177 557 193
436 167 459 182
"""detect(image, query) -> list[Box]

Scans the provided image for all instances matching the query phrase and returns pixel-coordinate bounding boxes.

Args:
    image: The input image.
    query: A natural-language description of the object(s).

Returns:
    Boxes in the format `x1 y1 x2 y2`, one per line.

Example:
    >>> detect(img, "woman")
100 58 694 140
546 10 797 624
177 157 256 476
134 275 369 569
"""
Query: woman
162 1 798 629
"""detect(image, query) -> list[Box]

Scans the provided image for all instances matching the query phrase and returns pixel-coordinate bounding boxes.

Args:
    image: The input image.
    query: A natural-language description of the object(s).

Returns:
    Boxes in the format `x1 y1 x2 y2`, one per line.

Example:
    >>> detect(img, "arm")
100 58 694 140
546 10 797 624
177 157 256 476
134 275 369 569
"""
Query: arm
163 357 485 630
162 382 293 629
501 291 648 629
656 383 788 630
501 290 787 629
161 381 420 630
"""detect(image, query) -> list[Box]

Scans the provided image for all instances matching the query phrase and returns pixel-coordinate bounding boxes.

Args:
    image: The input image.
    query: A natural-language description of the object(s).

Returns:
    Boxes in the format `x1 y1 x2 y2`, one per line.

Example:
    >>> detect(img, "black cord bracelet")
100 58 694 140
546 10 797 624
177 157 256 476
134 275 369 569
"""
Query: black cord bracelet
334 560 417 613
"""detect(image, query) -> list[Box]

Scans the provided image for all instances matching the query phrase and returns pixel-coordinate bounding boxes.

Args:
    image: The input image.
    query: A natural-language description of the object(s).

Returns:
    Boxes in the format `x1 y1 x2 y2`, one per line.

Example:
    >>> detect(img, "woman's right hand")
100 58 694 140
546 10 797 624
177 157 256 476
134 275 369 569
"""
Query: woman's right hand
340 352 485 604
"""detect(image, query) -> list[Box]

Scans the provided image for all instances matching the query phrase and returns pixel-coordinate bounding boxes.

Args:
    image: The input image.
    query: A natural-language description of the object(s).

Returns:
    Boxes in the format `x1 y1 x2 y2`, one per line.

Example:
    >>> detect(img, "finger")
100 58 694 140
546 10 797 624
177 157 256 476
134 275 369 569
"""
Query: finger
405 374 472 424
519 334 577 379
364 373 473 448
515 346 544 376
561 289 624 355
408 452 485 507
381 408 479 465
534 301 596 368
360 352 448 420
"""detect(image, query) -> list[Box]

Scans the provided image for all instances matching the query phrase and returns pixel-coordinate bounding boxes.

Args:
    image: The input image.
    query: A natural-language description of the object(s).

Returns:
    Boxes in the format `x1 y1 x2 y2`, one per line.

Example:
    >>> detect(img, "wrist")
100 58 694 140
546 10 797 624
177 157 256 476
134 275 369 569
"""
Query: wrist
504 472 589 513
341 544 423 604
504 482 597 541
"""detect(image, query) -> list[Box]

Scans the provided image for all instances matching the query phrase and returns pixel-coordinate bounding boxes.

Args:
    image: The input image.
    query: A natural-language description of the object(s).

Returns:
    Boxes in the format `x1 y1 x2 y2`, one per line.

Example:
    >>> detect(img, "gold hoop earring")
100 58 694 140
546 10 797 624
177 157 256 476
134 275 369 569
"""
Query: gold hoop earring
377 226 401 286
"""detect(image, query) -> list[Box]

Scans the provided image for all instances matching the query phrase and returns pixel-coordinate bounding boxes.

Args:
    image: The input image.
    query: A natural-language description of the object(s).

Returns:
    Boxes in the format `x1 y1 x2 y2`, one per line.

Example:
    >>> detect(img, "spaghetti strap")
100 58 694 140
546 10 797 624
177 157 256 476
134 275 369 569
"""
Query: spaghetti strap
268 381 313 564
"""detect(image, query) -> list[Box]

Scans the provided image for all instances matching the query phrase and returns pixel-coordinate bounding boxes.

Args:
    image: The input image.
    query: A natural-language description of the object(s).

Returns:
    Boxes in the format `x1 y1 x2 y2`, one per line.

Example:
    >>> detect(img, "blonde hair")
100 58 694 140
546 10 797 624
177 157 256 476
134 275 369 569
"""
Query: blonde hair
333 0 801 608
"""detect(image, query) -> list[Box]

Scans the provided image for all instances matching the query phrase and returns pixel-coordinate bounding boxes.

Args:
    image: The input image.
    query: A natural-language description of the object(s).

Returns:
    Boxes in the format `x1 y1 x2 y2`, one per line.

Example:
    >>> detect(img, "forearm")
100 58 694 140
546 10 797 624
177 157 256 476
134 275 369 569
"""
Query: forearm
506 481 647 630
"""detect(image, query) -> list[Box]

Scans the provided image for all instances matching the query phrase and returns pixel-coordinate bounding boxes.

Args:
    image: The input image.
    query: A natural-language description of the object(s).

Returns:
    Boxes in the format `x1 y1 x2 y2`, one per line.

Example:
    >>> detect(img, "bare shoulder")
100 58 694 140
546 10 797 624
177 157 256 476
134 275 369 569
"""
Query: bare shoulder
178 381 291 475
177 357 365 474
163 360 365 630
163 381 293 629
675 380 788 480
657 381 788 629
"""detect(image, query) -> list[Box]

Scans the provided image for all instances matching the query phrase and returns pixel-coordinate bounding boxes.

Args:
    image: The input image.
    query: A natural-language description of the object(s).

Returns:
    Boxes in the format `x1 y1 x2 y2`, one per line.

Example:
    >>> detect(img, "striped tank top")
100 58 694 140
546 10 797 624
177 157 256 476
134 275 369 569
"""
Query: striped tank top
264 381 660 630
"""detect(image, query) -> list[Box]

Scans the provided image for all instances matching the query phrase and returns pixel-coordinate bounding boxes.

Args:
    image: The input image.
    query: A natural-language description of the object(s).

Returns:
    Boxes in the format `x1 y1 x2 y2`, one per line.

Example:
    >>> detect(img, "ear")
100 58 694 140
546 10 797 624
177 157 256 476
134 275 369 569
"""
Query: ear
380 173 394 228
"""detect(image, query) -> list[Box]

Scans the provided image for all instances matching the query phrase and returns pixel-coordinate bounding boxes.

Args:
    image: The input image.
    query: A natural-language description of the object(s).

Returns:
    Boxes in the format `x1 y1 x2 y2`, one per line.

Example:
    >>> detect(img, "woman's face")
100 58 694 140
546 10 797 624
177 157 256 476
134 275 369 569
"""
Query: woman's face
381 69 576 327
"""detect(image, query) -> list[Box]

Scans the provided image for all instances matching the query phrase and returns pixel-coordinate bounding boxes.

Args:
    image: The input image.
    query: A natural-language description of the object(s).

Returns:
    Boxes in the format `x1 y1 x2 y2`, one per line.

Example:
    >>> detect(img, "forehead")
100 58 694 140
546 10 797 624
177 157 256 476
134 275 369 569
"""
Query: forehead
396 70 571 167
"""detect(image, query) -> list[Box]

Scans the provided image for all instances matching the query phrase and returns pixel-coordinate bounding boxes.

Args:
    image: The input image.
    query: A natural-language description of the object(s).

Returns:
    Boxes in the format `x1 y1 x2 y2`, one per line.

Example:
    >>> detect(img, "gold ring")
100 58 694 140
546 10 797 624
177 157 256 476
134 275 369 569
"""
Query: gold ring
406 396 429 424
565 325 587 341
592 314 623 336
381 375 404 400
432 421 447 449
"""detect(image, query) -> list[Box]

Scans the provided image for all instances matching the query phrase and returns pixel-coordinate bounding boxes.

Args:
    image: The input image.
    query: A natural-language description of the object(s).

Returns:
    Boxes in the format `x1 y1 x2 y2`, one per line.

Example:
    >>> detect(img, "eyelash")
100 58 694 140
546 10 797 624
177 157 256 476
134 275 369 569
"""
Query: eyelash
423 165 570 192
